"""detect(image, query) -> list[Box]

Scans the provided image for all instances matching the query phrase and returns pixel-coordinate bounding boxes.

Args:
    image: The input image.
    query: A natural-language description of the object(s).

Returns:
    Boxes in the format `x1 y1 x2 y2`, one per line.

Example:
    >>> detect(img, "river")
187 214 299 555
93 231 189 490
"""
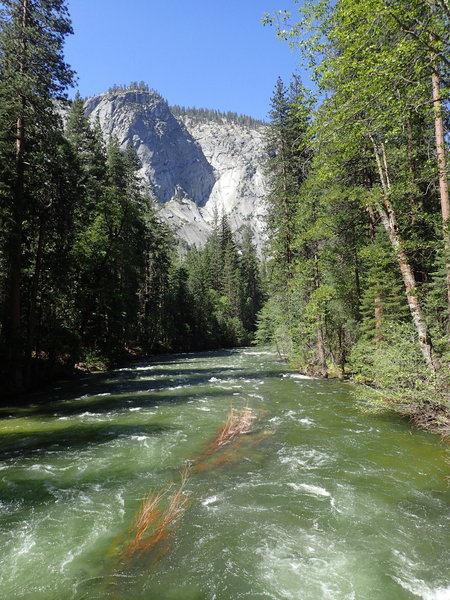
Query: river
0 348 448 600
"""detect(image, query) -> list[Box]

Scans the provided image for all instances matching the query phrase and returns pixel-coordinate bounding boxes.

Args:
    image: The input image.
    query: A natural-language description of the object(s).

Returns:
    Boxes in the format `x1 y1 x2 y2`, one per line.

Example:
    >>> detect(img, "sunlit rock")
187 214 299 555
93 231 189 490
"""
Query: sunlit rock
84 90 268 252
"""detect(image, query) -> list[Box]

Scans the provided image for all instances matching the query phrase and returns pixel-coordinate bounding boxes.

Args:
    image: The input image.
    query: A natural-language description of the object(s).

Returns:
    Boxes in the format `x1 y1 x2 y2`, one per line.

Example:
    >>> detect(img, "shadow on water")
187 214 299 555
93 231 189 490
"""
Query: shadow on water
0 422 170 459
131 348 243 364
0 388 233 421
0 348 242 408
0 366 284 420
0 421 176 516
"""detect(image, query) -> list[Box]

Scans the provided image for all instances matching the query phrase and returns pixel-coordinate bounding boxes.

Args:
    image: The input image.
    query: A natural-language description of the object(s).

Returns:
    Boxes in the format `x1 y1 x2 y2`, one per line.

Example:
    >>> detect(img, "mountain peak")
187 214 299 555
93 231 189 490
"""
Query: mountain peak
84 87 268 251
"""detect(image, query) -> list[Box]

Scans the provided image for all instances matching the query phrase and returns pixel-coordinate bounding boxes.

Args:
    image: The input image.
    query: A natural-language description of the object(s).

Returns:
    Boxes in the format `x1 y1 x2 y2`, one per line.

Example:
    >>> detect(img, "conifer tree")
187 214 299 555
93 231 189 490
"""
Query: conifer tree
240 226 263 332
265 76 312 282
0 0 74 388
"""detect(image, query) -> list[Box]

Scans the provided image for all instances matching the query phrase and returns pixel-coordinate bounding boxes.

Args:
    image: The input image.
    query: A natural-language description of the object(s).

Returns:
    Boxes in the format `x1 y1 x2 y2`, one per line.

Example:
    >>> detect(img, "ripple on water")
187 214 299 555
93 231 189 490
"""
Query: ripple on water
255 528 359 600
390 548 450 600
277 446 333 472
0 347 448 600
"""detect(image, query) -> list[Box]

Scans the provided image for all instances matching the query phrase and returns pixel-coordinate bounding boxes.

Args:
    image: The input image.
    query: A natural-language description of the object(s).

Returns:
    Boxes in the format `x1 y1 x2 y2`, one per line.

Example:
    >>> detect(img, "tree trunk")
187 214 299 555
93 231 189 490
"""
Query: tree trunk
431 65 450 322
7 0 29 388
369 135 438 373
27 216 46 360
316 319 328 378
314 251 328 377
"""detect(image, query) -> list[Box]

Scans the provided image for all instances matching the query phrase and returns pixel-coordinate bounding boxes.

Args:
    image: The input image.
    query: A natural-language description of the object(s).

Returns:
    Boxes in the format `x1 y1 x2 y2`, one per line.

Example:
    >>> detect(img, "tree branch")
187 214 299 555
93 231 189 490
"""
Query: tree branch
388 10 450 70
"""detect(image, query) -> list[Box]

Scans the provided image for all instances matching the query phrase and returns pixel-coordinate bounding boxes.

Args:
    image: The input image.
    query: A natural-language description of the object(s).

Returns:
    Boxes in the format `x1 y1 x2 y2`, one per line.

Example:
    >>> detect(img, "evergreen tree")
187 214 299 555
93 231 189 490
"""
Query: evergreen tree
240 226 263 332
265 76 312 282
0 0 74 389
358 234 410 345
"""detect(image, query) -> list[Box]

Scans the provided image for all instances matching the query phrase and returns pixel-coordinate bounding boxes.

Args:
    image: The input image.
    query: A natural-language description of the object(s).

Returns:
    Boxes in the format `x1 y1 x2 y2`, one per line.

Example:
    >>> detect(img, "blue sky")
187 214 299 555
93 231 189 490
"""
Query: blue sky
64 0 303 121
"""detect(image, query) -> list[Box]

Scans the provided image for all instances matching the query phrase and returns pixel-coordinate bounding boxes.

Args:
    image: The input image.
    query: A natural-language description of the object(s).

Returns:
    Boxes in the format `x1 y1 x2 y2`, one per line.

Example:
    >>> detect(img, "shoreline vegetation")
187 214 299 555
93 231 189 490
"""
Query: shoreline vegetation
258 0 450 443
351 381 450 441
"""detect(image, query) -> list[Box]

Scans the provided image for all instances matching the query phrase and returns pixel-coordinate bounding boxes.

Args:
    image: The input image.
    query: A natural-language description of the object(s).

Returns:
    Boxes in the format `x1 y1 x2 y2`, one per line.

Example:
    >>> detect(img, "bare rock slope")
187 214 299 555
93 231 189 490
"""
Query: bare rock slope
85 90 268 250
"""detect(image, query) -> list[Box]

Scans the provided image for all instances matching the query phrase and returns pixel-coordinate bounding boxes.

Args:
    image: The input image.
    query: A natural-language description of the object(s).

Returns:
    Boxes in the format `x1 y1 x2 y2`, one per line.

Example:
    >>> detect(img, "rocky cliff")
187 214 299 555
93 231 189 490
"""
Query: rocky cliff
84 90 268 250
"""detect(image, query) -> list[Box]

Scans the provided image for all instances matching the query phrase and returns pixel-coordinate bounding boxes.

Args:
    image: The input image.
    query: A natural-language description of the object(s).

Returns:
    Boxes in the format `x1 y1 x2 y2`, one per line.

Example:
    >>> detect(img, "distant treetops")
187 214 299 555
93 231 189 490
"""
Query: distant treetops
104 82 265 128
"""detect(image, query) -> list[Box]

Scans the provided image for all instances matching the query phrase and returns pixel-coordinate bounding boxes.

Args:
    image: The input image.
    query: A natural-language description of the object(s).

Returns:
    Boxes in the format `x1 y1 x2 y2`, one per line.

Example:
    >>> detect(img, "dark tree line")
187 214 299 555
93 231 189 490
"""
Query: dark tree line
170 105 265 129
0 1 263 397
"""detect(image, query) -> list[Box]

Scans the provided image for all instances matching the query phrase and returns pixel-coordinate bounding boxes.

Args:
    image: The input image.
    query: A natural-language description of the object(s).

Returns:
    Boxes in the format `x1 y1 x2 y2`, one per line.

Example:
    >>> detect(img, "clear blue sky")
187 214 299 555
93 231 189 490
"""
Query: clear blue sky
64 0 303 121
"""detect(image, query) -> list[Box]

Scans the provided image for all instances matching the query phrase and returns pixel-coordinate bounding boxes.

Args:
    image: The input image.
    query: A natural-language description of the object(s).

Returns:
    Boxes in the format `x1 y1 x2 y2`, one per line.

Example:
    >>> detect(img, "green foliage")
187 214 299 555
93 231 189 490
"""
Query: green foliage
170 105 265 128
349 323 448 409
0 0 76 391
258 0 450 411
254 297 293 358
108 81 163 99
358 233 410 341
180 217 263 349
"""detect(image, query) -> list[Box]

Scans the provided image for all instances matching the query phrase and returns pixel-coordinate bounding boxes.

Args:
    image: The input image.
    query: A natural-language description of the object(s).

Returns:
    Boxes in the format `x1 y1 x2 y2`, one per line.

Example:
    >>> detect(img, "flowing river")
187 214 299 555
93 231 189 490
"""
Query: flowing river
0 348 449 600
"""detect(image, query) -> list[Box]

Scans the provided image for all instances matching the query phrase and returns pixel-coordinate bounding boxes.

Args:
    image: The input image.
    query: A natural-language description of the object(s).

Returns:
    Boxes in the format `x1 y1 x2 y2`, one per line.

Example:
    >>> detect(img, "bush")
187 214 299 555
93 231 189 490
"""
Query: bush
348 322 447 408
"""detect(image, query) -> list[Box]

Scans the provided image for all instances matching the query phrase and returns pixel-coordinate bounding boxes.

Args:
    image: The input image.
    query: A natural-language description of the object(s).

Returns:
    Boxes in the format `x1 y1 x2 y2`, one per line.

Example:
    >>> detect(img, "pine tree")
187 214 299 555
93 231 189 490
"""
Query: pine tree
0 0 74 389
240 226 263 332
265 76 312 282
359 235 410 345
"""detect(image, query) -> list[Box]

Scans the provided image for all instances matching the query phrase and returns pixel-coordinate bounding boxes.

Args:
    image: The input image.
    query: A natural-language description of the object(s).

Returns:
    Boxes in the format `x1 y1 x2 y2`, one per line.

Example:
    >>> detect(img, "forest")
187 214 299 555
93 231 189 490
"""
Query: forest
170 104 265 129
0 0 449 433
260 0 450 429
0 2 262 396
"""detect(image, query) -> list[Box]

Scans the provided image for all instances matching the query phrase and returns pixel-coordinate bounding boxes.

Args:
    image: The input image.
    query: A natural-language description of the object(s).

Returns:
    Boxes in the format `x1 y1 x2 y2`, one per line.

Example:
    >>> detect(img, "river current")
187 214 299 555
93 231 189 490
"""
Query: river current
0 348 448 599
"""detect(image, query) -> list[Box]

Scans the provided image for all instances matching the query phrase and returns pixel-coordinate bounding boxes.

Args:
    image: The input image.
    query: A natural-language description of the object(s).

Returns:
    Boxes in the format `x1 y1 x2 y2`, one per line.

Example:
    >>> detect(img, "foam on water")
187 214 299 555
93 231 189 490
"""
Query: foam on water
288 482 331 497
282 372 316 380
393 578 450 599
255 529 359 600
278 446 333 471
0 347 448 600
15 529 36 557
116 365 156 372
201 495 219 507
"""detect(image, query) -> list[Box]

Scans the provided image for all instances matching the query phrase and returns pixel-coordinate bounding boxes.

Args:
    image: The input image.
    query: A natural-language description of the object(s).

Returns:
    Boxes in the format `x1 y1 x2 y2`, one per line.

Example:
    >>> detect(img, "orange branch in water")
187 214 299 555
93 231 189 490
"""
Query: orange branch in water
122 463 191 561
197 407 257 462
119 408 262 565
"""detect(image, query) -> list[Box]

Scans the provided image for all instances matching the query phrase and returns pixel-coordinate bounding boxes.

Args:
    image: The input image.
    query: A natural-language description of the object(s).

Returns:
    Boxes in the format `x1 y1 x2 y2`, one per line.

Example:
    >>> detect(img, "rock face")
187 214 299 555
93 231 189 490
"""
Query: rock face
85 90 268 250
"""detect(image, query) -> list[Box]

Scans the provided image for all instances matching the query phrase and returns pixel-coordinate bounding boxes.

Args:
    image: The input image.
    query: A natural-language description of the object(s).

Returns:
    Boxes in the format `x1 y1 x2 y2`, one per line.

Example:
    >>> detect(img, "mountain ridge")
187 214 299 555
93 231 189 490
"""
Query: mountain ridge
83 88 268 251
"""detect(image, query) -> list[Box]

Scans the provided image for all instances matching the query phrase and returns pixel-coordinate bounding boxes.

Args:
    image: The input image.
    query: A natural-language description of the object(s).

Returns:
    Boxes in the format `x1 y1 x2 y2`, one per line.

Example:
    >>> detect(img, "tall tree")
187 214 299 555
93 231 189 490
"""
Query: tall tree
265 0 447 372
0 0 74 387
265 76 312 283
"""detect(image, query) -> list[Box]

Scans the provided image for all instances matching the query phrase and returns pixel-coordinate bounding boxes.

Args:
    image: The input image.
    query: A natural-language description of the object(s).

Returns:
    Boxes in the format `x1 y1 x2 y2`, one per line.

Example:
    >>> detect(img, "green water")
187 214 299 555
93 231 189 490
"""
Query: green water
0 348 448 600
